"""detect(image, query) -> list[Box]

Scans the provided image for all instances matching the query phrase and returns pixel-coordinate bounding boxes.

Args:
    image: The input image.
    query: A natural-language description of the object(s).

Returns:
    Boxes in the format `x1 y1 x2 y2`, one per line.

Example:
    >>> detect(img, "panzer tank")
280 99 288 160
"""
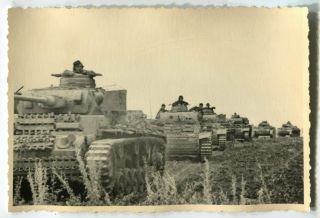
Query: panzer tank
277 121 301 137
252 121 276 139
13 63 166 196
200 105 227 150
158 101 226 160
224 113 252 142
159 111 211 160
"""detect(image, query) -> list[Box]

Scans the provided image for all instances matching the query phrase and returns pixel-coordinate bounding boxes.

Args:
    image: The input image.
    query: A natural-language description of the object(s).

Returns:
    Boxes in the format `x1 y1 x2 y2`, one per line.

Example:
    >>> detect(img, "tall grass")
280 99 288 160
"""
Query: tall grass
75 150 111 205
256 161 271 204
18 146 300 205
27 161 49 205
144 166 178 205
52 170 81 205
13 176 23 205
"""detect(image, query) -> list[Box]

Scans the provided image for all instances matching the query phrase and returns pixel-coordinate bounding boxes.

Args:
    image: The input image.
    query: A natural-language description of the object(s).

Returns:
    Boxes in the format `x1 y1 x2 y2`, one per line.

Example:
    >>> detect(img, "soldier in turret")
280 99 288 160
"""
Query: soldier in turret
56 61 101 78
232 112 240 118
189 103 203 112
73 60 85 74
189 103 204 119
171 95 189 112
155 104 168 119
202 103 216 115
73 60 99 77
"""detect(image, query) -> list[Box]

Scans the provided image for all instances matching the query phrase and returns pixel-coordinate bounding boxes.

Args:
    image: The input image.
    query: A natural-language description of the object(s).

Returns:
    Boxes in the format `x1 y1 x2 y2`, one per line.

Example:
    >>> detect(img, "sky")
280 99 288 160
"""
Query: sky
8 8 309 127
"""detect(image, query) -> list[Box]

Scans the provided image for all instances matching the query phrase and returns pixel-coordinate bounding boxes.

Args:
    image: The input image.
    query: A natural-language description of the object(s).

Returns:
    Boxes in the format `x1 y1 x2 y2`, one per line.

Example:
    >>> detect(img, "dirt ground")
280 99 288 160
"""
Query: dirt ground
166 137 304 204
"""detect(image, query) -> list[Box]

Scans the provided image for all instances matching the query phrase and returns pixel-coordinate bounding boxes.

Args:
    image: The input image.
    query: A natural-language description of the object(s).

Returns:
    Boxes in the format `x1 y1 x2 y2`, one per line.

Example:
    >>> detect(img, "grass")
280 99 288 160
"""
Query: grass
13 137 304 205
26 161 49 205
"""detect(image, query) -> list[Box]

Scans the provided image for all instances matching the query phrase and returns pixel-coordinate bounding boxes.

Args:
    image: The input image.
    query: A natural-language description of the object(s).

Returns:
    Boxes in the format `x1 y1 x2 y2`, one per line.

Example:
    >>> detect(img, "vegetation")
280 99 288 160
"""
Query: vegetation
13 137 304 206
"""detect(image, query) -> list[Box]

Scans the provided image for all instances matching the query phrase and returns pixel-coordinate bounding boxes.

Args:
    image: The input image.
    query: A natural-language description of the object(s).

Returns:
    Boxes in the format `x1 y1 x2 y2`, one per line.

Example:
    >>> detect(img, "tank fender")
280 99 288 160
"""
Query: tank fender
199 131 211 140
216 128 227 135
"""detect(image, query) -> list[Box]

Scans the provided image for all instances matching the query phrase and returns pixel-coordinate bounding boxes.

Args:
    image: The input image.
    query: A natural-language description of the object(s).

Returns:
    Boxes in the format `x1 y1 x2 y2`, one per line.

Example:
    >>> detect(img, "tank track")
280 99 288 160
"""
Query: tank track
85 141 113 191
218 135 226 150
199 138 213 159
85 137 165 196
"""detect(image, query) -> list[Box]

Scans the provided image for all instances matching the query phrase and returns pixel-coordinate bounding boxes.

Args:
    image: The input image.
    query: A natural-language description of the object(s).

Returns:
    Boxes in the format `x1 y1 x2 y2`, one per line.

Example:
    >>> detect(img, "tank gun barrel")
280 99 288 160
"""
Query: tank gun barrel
14 94 67 108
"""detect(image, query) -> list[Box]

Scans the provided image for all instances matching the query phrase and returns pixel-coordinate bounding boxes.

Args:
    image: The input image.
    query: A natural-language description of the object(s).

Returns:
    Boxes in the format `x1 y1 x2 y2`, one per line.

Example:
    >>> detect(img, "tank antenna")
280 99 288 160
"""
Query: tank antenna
148 96 153 119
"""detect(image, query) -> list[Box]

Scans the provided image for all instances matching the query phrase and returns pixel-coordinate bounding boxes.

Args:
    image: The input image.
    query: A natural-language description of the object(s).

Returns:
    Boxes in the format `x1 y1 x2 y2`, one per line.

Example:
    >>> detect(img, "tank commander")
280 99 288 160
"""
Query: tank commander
171 95 189 112
155 104 168 119
72 60 100 77
202 103 216 115
53 60 101 78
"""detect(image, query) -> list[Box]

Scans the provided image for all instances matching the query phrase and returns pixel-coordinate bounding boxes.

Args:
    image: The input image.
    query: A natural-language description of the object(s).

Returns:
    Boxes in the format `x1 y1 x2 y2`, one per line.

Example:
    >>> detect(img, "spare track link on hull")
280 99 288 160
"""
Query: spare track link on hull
85 137 165 196
13 156 81 182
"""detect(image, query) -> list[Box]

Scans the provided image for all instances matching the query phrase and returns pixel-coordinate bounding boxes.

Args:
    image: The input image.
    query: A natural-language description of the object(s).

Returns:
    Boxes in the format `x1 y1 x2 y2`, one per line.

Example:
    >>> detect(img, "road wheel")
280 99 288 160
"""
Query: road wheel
131 169 139 193
114 171 125 196
123 168 132 195
138 169 146 193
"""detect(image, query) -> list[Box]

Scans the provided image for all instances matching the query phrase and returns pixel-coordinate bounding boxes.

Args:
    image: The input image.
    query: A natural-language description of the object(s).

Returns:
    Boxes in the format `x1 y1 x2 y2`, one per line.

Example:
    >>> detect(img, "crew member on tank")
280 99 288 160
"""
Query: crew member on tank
171 95 189 112
60 60 99 78
72 60 98 77
155 104 168 119
189 103 202 112
232 112 240 118
198 103 204 117
189 103 204 118
203 103 216 115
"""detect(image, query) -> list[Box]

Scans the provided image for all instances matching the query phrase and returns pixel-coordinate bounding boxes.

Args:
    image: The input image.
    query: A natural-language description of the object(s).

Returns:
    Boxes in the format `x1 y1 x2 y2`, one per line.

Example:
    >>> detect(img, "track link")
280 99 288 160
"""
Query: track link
218 135 226 150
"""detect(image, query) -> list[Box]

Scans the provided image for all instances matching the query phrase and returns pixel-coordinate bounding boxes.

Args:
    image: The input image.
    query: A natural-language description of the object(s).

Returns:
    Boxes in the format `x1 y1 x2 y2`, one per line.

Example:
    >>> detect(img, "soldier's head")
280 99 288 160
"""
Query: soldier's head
206 103 210 108
73 60 84 73
161 104 166 109
178 95 184 101
199 103 203 108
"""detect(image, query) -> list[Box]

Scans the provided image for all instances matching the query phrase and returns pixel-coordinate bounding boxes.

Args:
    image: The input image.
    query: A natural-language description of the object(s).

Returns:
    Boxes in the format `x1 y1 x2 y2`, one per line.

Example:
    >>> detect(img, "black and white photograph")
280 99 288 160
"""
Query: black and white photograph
8 8 310 212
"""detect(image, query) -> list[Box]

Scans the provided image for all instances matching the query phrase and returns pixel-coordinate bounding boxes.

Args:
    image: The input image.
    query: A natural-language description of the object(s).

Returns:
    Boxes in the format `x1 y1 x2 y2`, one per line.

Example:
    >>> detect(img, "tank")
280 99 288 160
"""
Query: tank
13 64 166 197
158 101 226 160
159 111 212 160
224 113 252 142
252 121 276 139
277 121 301 137
200 106 227 150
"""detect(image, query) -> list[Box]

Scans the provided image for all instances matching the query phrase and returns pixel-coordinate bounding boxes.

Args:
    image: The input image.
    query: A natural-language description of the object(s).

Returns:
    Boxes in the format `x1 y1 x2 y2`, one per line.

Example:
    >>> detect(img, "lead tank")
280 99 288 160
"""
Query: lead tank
13 63 166 196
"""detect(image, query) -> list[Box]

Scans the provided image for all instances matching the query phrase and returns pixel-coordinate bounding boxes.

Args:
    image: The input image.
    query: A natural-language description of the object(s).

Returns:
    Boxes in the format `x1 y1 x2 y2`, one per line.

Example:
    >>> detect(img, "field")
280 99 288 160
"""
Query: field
13 137 304 206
